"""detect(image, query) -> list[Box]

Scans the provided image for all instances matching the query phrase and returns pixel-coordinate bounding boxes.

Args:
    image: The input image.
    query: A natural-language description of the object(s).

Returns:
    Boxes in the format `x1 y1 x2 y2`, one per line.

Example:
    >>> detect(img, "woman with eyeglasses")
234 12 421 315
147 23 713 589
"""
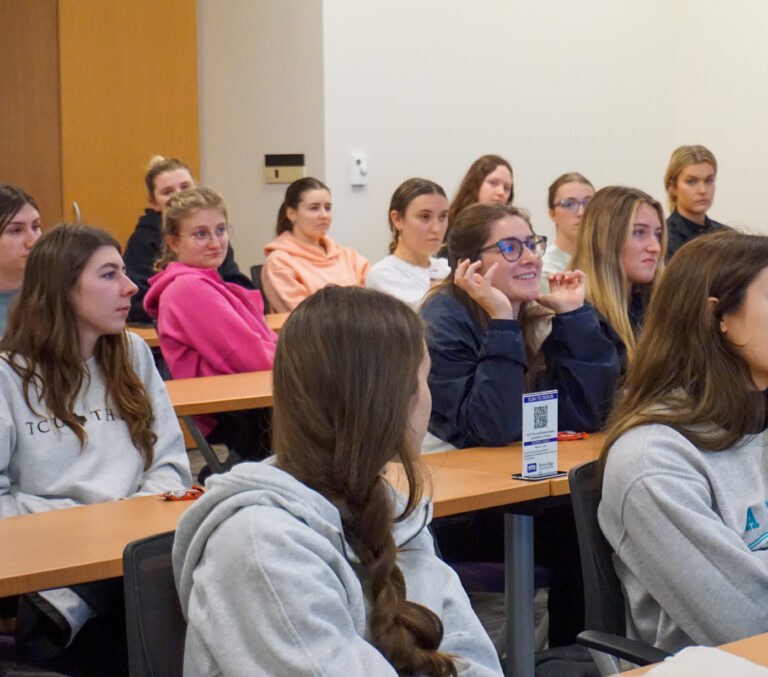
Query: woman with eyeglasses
540 173 595 292
144 187 277 464
420 203 622 450
570 186 666 359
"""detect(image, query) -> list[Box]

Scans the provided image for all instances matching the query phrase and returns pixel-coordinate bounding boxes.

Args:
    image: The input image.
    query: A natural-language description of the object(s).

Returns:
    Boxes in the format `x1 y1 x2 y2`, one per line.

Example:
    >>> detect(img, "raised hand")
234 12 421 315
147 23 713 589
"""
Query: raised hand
454 258 516 320
537 269 586 314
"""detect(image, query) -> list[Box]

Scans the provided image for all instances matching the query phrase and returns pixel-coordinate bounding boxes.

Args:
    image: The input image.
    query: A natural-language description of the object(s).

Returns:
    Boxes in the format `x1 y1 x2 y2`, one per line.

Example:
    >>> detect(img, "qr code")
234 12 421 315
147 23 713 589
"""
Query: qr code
533 405 548 430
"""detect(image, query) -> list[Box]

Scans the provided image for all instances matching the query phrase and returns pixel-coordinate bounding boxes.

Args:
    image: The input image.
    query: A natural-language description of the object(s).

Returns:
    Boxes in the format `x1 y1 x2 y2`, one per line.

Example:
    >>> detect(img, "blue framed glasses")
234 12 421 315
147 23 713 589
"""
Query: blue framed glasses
478 235 547 262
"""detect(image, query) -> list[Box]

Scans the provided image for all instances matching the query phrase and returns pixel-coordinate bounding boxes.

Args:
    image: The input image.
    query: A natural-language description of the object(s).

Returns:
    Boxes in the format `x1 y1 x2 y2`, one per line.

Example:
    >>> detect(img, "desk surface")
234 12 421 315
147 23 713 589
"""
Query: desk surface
165 370 273 415
618 632 768 674
129 312 289 349
0 496 191 597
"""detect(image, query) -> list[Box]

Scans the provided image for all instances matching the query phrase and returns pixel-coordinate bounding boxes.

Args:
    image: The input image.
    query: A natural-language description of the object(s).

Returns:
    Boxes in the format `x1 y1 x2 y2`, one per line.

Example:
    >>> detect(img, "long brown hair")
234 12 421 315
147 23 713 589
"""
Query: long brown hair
601 229 768 467
0 184 39 236
273 286 457 676
0 224 157 469
275 177 330 235
447 155 513 230
570 186 666 357
429 203 551 387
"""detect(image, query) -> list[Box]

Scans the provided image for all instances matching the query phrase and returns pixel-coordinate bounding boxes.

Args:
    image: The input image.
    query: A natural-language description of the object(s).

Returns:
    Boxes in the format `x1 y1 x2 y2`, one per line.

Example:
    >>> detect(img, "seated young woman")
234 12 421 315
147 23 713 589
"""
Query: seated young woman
262 177 369 312
570 186 665 358
0 223 191 671
0 185 42 334
144 187 277 462
540 172 594 292
366 178 450 309
173 285 503 676
663 144 727 260
420 203 622 450
599 229 768 654
123 155 252 324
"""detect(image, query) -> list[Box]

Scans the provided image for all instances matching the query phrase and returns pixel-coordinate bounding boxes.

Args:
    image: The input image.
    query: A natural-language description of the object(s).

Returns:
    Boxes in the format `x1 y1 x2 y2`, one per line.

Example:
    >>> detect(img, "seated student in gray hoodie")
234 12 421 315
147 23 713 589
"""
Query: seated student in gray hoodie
599 229 768 654
173 286 502 676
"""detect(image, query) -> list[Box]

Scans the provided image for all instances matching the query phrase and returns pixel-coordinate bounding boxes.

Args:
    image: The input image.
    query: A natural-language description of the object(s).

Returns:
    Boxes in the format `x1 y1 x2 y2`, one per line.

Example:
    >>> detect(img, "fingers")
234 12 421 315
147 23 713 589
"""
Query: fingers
547 269 585 289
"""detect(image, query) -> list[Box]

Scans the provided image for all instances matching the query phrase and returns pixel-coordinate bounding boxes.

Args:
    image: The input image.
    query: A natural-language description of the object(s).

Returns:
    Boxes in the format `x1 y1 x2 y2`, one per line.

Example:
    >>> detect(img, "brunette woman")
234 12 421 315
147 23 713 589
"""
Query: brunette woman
0 185 42 334
570 186 666 358
663 144 727 260
262 177 369 312
421 203 622 450
0 223 191 673
599 230 768 654
144 187 277 462
173 286 503 676
366 178 450 309
124 155 252 323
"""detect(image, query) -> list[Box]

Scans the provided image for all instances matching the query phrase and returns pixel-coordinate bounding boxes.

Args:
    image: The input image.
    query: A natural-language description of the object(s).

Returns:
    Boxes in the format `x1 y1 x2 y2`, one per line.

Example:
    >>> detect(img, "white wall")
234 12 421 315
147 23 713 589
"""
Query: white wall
199 0 768 267
197 0 325 270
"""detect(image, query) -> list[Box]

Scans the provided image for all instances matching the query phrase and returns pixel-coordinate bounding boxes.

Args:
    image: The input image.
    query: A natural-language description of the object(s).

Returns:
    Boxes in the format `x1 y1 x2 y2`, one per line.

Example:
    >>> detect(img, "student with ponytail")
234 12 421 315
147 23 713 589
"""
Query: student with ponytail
262 177 369 312
173 286 502 676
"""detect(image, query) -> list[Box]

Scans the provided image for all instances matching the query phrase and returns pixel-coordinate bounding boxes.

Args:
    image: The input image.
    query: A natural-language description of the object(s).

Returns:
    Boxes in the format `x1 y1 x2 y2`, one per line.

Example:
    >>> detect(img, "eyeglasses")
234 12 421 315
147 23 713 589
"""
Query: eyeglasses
478 235 547 262
187 224 229 244
555 198 590 213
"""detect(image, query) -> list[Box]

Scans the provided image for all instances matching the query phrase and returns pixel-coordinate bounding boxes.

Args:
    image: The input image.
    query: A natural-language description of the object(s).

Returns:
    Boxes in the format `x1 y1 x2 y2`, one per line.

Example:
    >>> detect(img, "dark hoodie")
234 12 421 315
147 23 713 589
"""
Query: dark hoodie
124 209 253 323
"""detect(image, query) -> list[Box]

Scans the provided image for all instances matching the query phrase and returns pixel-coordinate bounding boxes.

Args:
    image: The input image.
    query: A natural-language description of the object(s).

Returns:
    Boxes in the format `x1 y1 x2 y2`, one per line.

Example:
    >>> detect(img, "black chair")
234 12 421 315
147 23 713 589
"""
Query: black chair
250 264 270 313
568 461 669 675
123 531 186 677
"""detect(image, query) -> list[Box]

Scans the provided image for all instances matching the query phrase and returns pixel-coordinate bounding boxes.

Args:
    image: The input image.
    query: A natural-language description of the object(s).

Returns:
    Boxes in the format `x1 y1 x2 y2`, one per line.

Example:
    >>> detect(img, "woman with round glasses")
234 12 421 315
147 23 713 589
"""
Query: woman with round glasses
570 186 665 359
420 203 622 450
540 173 595 292
144 187 277 463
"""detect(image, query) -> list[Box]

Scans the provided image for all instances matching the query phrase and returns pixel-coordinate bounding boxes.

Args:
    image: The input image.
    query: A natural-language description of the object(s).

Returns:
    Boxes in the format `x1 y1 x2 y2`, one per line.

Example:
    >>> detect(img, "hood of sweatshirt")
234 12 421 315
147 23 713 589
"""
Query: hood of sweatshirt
172 458 431 615
135 208 162 235
264 231 346 267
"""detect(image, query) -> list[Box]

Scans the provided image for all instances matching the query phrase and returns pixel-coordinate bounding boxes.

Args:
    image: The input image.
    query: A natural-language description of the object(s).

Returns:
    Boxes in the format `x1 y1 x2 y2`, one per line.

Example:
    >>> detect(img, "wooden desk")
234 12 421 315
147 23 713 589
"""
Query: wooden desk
617 632 768 675
128 312 289 350
0 496 191 597
165 370 273 415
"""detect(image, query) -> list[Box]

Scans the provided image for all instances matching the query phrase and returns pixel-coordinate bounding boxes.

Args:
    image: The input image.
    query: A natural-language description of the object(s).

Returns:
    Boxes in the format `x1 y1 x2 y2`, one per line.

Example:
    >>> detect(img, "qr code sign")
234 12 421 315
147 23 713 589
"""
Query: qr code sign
533 405 548 430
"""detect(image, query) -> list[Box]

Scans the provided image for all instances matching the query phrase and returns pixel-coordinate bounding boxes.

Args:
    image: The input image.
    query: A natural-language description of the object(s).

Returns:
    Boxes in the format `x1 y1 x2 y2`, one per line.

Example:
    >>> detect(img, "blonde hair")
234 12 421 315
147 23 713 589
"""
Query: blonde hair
155 187 228 270
663 145 717 213
570 186 666 357
144 155 194 200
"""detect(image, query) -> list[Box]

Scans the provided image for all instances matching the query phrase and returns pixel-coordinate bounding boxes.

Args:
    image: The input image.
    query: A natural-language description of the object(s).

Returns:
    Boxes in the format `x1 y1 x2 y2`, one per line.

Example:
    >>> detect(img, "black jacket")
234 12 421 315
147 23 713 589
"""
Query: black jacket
124 209 253 323
666 209 727 261
420 291 624 448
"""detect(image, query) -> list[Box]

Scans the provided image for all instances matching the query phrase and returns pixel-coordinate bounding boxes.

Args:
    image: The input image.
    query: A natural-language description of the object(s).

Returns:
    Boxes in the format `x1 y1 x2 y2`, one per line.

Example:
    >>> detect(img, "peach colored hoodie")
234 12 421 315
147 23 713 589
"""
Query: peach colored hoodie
262 231 369 312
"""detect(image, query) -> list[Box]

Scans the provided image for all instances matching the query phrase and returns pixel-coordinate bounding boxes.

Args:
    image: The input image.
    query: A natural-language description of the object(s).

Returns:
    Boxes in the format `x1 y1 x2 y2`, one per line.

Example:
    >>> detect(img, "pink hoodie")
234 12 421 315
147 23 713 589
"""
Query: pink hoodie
262 231 369 313
144 263 278 434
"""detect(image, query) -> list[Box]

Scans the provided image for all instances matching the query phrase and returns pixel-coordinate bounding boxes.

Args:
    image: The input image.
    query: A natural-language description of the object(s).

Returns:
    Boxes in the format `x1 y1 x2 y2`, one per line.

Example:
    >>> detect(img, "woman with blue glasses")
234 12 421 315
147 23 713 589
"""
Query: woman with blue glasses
540 172 595 292
420 202 622 450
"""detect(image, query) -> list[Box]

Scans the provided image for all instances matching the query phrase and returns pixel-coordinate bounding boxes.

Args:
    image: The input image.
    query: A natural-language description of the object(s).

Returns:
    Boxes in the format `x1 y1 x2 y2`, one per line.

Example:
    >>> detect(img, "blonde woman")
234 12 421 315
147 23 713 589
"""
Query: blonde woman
663 145 726 260
570 186 666 358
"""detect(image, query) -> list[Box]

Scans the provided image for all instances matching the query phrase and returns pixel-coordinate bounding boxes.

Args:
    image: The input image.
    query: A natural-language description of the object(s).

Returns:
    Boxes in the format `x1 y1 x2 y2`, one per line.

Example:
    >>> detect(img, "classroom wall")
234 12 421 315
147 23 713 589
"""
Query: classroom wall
198 0 768 268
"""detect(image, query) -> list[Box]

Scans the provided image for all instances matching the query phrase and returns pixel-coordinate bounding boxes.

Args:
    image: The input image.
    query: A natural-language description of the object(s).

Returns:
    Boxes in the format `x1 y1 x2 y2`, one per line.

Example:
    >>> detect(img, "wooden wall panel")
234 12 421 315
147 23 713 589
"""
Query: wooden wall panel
58 0 199 245
0 0 63 227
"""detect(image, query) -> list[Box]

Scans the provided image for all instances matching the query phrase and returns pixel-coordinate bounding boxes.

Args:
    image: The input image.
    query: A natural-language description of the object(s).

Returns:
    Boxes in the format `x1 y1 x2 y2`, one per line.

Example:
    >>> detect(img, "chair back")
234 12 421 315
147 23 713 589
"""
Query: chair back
568 461 626 635
123 531 186 677
250 264 270 313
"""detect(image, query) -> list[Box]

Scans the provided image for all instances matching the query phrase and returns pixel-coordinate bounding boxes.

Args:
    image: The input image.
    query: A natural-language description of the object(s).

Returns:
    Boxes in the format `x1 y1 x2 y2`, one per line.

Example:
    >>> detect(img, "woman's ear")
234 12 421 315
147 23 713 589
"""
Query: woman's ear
390 210 403 232
286 206 297 227
708 296 726 333
167 235 180 255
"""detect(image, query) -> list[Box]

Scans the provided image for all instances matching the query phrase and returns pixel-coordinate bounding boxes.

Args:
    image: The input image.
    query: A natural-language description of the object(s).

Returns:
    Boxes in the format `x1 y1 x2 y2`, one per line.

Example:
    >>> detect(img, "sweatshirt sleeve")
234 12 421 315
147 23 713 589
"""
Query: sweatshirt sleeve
599 428 768 650
126 335 192 494
422 295 528 447
540 305 623 432
261 251 313 313
160 276 276 374
182 507 402 677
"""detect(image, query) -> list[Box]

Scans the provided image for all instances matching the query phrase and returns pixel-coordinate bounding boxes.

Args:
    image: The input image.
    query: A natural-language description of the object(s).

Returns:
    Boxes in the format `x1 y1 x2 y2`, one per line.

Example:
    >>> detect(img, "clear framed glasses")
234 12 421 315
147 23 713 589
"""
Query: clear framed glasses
478 235 547 262
555 198 590 213
187 224 230 244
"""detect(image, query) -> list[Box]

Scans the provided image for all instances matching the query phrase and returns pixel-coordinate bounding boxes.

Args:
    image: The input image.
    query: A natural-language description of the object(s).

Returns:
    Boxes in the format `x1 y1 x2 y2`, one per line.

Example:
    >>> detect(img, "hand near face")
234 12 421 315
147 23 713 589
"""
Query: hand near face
537 269 586 314
454 258 516 320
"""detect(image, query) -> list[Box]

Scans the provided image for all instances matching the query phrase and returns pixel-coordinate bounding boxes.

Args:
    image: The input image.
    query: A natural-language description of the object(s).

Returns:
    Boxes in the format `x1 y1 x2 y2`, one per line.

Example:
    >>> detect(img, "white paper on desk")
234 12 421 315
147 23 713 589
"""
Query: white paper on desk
645 645 768 676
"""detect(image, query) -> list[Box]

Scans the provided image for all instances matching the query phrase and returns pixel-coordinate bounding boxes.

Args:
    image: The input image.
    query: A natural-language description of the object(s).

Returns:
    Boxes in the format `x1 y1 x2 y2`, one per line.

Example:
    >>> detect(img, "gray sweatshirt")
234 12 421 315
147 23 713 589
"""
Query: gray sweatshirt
173 459 503 676
598 423 768 654
0 331 192 517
